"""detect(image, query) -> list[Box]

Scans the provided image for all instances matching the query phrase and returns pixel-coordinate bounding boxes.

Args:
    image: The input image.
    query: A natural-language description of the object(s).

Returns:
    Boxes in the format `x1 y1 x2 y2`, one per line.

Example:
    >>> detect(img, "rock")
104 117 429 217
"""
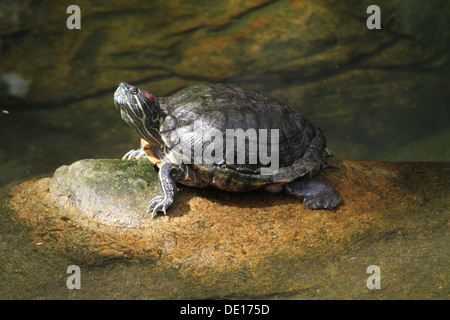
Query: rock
49 159 159 228
5 159 449 298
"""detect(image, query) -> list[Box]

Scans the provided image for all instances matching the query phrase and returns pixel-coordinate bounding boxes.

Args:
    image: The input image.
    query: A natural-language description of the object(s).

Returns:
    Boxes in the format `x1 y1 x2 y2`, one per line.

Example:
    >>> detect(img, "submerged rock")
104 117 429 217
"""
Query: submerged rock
5 159 449 298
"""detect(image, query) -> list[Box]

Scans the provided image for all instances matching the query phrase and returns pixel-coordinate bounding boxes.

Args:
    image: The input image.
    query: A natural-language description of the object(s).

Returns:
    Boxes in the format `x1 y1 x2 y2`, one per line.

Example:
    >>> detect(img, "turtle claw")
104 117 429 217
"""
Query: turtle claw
147 195 171 219
304 193 341 210
122 148 147 160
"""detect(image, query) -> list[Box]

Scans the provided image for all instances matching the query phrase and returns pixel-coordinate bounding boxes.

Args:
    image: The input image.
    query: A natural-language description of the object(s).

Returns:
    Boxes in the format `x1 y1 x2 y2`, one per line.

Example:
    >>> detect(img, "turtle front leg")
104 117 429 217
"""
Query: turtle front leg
284 175 341 209
122 139 152 160
148 162 186 219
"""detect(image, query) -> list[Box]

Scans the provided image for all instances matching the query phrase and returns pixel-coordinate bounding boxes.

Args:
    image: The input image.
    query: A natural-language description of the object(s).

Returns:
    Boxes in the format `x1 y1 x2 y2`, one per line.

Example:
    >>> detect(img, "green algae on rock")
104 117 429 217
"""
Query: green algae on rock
49 159 159 228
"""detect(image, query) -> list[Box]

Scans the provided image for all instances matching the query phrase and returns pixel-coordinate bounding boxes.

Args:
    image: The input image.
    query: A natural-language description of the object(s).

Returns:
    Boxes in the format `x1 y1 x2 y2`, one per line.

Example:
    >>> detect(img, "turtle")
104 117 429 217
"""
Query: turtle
114 82 341 219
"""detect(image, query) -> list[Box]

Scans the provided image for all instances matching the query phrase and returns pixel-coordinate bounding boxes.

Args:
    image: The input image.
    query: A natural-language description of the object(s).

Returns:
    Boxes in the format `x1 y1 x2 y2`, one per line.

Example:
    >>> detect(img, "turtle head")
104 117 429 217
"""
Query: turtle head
114 82 162 144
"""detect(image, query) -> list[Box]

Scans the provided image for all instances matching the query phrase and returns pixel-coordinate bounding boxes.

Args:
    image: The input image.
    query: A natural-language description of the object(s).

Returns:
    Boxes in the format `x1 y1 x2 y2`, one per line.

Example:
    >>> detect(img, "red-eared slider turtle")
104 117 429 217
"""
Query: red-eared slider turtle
114 83 341 218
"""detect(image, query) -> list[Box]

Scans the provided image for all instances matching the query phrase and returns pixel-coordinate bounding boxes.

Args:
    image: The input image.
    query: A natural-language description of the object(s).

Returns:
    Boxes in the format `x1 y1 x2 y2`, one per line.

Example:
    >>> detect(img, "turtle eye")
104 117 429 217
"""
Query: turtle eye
130 87 139 95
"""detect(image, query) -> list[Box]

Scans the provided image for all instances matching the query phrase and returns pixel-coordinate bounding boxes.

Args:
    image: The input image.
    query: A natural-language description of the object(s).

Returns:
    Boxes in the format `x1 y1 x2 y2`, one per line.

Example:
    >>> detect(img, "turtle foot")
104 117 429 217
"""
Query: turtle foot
303 192 341 210
284 176 341 210
147 195 172 219
122 148 147 160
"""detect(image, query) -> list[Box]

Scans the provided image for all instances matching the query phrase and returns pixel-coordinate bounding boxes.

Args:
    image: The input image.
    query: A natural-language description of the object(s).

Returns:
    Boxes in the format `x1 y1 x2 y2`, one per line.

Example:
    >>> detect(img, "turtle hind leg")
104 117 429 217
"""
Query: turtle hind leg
284 175 341 209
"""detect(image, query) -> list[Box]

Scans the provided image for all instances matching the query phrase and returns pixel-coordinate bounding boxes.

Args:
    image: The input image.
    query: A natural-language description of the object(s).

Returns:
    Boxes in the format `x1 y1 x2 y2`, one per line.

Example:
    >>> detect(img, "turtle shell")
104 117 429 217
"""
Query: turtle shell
157 84 329 192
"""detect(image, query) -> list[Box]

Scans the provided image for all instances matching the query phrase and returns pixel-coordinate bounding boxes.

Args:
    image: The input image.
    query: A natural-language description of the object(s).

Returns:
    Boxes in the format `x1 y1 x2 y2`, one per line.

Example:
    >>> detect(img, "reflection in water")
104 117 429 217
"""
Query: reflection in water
1 73 30 98
1 1 449 186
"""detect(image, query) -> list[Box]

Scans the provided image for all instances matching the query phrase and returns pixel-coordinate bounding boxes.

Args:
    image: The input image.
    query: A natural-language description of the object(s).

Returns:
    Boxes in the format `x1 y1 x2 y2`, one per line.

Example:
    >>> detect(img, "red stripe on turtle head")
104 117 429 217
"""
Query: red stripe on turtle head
141 91 158 105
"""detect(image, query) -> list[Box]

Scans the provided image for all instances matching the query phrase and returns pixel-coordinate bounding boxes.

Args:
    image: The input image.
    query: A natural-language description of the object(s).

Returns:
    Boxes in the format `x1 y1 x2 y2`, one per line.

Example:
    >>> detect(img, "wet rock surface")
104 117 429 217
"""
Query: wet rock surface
4 159 449 299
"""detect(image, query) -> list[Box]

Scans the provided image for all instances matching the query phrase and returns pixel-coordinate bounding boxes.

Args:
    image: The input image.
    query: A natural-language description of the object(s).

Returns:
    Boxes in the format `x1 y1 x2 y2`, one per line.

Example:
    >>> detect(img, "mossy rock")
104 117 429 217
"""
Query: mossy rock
49 159 159 228
7 159 449 279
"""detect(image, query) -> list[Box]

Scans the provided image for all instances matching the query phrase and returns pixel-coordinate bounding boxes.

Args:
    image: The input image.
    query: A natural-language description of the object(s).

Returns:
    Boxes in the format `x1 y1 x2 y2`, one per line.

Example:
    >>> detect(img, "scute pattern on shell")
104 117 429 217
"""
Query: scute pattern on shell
158 84 328 186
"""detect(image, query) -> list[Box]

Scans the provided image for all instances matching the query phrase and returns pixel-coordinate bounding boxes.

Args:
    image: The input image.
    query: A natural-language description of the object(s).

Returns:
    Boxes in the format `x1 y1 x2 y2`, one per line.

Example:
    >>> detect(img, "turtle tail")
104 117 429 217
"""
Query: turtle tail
321 148 341 170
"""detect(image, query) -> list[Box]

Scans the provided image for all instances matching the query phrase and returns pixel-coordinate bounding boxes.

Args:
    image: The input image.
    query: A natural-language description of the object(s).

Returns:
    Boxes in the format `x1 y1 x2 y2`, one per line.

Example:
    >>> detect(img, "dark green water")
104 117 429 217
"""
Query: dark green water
1 1 449 186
